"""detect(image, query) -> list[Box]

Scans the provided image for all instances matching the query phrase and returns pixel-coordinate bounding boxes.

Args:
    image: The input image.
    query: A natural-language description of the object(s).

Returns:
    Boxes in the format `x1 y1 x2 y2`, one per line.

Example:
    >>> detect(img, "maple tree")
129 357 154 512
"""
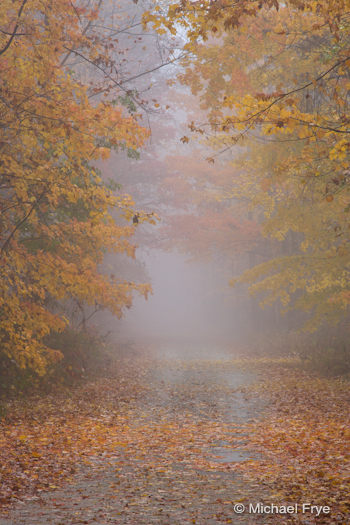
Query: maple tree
145 0 350 330
109 84 262 261
0 0 156 376
0 3 348 523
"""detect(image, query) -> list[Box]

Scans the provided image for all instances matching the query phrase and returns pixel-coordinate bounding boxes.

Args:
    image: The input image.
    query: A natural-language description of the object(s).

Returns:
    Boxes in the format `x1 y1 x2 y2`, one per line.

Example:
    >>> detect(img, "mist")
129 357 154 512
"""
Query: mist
115 249 247 347
1 0 349 522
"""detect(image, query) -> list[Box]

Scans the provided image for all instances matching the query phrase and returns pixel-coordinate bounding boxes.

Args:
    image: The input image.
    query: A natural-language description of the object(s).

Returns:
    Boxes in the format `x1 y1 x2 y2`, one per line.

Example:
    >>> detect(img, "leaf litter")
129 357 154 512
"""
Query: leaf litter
0 350 348 524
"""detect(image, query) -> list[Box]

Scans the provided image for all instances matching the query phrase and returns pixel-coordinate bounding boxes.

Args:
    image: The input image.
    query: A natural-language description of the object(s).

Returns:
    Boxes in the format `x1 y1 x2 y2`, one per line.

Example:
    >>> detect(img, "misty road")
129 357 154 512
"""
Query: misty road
0 346 265 525
1 0 348 521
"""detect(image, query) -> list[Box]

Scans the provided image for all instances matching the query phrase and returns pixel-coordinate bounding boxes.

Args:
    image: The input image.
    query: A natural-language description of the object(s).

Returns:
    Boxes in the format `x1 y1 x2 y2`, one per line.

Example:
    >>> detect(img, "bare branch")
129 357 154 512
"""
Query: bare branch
0 0 28 56
239 55 350 125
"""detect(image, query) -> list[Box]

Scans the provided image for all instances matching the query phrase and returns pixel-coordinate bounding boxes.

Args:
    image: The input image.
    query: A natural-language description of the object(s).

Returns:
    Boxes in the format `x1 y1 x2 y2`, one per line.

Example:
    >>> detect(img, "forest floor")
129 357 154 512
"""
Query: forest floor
0 345 349 524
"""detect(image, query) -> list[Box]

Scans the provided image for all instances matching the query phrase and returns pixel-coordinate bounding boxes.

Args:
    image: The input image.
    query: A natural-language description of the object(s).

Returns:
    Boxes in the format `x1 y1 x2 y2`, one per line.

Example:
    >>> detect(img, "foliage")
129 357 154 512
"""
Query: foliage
240 327 350 376
0 0 153 377
301 342 350 377
146 0 350 330
45 327 115 384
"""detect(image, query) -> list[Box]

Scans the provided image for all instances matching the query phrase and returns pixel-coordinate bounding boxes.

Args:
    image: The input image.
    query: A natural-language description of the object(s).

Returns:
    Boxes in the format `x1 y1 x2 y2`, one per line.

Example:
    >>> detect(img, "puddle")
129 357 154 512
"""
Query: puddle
210 447 252 463
209 439 257 464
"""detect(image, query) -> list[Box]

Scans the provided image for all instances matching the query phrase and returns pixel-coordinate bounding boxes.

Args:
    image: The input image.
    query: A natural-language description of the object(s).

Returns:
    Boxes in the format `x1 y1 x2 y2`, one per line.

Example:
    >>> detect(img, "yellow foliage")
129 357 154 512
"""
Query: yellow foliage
151 0 350 328
0 0 152 374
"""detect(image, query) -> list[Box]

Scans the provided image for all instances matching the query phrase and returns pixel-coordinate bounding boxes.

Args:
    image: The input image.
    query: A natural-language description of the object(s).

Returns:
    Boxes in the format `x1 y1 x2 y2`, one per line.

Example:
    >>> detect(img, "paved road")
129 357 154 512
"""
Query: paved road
0 345 265 524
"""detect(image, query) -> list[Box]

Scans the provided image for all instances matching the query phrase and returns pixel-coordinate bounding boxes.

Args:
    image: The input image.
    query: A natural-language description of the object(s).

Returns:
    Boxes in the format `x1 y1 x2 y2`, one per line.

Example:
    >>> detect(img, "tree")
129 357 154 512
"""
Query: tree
0 0 155 375
146 0 350 330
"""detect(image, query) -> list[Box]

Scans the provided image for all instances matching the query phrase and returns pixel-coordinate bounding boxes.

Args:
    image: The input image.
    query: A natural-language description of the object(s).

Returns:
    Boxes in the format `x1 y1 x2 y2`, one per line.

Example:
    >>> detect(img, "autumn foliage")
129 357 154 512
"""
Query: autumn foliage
1 2 349 523
146 0 350 331
0 1 151 375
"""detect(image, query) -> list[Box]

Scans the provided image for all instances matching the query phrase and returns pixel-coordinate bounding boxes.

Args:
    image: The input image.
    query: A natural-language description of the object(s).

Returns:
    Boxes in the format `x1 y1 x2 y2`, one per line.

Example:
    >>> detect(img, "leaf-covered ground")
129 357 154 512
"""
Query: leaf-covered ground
0 347 348 524
240 362 350 524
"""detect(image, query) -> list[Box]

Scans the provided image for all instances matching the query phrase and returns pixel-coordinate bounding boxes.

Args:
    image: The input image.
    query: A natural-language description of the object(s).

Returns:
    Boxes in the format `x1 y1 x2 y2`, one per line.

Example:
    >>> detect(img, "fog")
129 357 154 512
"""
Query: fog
89 0 302 357
115 249 246 346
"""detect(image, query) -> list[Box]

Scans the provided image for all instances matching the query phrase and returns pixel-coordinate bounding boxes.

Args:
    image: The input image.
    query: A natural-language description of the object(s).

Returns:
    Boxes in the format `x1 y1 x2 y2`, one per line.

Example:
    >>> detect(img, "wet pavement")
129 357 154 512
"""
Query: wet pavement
0 345 266 524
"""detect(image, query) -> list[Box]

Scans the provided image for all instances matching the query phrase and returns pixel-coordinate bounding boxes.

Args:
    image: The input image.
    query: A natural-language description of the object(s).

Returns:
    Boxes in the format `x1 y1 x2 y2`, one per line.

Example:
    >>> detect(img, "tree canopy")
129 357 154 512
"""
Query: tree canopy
0 0 154 374
145 0 350 330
